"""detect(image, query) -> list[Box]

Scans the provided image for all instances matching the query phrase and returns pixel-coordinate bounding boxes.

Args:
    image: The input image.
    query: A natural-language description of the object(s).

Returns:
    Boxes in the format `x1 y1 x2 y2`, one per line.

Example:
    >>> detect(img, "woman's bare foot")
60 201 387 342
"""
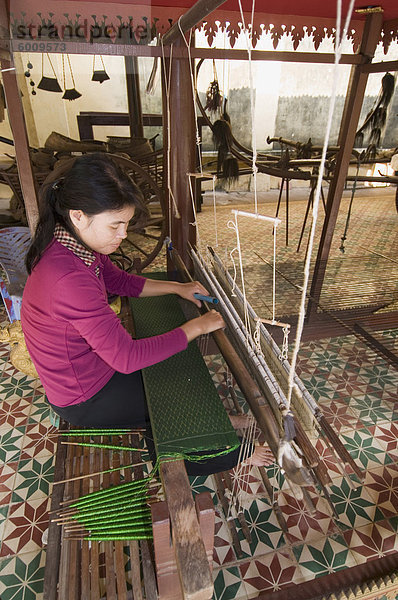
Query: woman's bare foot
243 445 274 467
229 414 252 430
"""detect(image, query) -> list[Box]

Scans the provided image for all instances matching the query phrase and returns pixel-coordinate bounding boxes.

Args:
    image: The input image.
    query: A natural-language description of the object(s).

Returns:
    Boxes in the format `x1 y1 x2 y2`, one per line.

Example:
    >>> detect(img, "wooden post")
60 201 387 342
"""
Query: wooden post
307 12 383 319
0 0 38 232
162 35 196 269
124 56 144 138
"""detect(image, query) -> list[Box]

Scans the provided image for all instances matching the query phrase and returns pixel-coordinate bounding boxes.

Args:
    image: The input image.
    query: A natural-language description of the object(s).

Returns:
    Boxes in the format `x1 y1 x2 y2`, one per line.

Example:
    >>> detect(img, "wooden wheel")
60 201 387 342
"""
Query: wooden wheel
107 154 167 272
40 153 167 273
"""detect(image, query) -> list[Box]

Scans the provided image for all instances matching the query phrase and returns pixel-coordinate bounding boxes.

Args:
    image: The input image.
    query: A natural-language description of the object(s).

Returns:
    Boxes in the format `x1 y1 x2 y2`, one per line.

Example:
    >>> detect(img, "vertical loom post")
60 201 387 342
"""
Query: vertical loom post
158 460 213 600
162 36 197 269
151 491 215 600
308 12 383 318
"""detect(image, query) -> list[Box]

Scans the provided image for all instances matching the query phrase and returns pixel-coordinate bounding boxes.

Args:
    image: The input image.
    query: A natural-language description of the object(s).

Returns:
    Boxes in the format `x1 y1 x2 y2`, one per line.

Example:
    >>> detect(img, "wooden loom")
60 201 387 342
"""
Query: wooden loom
43 248 359 599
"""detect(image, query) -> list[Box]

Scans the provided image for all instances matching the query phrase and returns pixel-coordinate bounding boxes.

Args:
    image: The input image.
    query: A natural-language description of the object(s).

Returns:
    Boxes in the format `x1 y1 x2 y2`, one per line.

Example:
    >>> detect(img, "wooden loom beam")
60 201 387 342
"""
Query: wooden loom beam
159 460 213 600
161 0 228 46
0 0 39 232
307 11 384 320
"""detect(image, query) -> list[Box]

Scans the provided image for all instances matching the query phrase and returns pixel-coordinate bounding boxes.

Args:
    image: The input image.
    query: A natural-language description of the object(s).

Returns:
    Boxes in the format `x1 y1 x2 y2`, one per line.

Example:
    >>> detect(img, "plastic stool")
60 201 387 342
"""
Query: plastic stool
0 227 31 322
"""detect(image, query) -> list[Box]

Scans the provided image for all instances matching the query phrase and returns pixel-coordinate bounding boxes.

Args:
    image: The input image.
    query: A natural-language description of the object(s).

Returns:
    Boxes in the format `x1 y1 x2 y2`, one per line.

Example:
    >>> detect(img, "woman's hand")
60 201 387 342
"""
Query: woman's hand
180 310 225 342
176 281 210 308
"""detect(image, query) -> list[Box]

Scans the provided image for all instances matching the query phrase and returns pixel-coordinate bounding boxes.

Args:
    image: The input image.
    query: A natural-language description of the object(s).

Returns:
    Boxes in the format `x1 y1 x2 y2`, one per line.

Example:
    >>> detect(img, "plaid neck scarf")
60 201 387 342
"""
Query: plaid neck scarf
54 224 100 277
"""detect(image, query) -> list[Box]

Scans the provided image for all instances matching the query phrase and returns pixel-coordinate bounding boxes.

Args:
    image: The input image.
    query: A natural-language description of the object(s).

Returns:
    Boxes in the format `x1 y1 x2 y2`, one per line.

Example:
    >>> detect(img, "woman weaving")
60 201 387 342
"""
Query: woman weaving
21 154 272 474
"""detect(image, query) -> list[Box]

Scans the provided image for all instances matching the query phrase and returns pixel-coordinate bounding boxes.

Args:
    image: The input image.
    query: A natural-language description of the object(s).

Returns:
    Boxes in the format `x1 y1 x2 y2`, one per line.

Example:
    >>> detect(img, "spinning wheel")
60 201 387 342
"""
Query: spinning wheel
40 153 167 273
107 154 167 273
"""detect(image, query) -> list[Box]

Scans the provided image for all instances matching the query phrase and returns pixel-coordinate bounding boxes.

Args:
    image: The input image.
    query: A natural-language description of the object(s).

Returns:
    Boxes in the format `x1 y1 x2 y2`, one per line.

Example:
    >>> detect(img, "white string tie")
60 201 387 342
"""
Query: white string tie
286 0 355 411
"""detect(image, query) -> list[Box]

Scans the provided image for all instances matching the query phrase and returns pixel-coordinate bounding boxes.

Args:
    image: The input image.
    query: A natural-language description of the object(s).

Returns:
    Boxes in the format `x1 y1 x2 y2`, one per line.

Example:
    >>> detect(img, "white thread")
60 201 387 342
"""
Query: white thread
237 0 258 213
286 0 355 410
212 175 218 247
279 326 290 362
227 212 251 341
188 173 201 254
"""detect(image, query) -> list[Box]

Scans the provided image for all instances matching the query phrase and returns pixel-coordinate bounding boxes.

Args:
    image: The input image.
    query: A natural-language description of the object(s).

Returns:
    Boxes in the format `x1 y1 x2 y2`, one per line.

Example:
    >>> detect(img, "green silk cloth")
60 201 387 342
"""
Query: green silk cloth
129 274 239 458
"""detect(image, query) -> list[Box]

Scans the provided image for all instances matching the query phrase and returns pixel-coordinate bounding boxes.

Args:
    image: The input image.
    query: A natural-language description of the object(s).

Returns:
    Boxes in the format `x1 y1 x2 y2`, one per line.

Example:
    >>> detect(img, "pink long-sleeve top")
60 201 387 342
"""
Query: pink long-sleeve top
21 239 188 407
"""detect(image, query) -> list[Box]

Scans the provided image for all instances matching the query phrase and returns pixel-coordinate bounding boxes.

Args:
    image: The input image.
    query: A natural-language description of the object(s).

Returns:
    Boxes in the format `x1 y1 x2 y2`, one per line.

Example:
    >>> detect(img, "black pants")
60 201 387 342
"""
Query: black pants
50 370 242 476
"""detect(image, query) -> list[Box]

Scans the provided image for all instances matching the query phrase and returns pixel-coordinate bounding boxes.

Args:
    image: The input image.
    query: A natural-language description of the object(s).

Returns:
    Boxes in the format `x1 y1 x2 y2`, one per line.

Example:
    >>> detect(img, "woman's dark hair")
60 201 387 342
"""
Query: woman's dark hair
26 153 147 273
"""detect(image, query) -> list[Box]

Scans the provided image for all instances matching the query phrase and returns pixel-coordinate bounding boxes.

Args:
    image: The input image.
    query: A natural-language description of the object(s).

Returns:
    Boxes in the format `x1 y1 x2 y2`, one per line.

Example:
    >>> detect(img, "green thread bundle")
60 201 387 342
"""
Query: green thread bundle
56 430 239 541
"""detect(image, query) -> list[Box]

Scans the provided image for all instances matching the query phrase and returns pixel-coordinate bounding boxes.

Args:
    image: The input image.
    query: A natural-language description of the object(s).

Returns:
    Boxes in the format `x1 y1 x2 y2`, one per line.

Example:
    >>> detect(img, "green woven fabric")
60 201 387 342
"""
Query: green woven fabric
129 274 238 457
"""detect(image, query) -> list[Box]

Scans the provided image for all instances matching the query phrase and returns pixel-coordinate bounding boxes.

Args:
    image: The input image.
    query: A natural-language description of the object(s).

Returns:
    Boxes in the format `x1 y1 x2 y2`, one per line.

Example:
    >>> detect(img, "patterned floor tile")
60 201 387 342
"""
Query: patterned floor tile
318 398 361 433
19 422 57 461
0 504 10 545
349 394 395 428
0 426 26 464
328 476 385 530
0 550 45 600
11 456 54 504
0 461 18 507
0 396 32 429
190 474 217 498
367 422 398 463
239 549 301 597
277 490 337 544
363 464 398 520
343 519 398 564
357 364 398 395
314 437 355 479
293 534 357 579
212 565 247 600
27 397 53 425
237 498 285 558
301 350 349 375
295 374 337 402
340 428 393 469
1 497 50 557
0 374 37 402
213 513 237 566
0 364 20 380
338 344 385 370
327 371 378 399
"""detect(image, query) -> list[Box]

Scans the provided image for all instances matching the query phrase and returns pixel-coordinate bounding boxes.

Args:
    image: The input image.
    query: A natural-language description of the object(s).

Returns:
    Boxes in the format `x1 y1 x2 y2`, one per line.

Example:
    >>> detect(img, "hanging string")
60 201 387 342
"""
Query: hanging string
212 174 219 247
188 174 201 254
286 0 356 410
176 23 221 253
160 38 180 245
227 412 258 518
237 0 258 214
226 212 251 340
